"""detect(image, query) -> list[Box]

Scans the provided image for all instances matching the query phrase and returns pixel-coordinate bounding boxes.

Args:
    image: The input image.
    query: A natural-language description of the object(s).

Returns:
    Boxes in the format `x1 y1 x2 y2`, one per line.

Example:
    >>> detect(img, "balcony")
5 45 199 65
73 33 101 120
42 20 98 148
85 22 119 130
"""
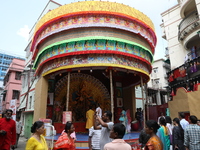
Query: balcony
178 11 200 41
168 55 200 95
179 0 196 18
160 23 166 40
163 63 170 69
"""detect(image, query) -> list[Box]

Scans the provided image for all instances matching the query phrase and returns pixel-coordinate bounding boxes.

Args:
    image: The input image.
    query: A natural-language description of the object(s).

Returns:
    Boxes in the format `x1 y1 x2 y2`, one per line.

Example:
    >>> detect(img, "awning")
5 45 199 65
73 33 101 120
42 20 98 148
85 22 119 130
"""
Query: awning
1 90 7 95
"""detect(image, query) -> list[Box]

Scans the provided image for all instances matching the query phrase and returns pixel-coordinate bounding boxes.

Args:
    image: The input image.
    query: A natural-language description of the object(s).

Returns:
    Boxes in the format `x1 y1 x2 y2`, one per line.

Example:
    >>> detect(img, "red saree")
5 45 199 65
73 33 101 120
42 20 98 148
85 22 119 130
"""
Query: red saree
54 132 76 150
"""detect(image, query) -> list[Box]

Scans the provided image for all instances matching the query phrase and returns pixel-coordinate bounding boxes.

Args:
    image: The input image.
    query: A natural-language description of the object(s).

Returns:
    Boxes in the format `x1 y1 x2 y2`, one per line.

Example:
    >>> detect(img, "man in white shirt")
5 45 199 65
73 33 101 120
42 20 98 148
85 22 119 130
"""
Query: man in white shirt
96 103 102 118
179 112 189 130
15 117 22 148
94 110 114 150
88 119 101 150
157 112 165 125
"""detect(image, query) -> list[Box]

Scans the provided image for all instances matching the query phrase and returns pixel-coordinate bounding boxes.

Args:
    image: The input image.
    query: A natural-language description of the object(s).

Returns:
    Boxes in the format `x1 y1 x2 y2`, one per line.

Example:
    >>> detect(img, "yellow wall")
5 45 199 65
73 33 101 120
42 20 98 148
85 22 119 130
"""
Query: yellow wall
33 76 48 122
123 86 136 120
188 90 200 119
169 86 200 120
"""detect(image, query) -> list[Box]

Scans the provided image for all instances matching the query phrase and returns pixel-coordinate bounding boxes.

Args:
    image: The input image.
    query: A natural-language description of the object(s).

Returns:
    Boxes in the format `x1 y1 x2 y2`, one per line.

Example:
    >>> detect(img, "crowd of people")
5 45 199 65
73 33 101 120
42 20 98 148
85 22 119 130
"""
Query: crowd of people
1 108 200 150
139 112 200 150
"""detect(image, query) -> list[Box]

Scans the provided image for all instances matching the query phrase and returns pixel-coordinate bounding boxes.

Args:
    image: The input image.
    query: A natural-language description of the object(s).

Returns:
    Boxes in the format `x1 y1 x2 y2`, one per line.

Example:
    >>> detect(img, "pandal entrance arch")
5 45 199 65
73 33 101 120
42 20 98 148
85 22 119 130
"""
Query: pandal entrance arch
54 73 111 122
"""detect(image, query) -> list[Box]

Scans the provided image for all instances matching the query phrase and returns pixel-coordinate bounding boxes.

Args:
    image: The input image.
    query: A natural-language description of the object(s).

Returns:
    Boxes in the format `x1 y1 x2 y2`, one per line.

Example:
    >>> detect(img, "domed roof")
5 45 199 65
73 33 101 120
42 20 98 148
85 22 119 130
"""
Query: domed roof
35 1 155 32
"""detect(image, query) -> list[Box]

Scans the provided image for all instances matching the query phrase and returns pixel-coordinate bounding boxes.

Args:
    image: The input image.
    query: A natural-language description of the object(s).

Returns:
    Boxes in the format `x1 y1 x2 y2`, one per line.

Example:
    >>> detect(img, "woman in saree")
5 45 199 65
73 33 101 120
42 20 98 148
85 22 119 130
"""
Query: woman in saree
54 121 76 150
157 117 170 150
144 120 163 150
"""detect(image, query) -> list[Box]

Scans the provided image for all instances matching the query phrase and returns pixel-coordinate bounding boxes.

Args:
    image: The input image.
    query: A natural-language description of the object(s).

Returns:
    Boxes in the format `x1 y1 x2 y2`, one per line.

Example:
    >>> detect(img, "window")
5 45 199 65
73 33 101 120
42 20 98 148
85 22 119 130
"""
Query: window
153 67 158 73
15 72 21 80
2 91 7 101
12 90 20 100
154 79 159 84
29 96 32 109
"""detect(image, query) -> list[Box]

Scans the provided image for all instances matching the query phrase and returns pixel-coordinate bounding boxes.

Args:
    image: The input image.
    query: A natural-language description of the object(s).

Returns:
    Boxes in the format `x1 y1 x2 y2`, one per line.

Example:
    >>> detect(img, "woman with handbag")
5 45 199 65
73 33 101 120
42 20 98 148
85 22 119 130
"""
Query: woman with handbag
54 121 76 150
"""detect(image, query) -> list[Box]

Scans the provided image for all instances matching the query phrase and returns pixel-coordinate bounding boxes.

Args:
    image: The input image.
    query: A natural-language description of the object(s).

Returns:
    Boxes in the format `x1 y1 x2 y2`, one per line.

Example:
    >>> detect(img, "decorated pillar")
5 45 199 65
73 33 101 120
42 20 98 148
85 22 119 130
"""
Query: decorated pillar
66 72 70 111
110 70 114 122
140 76 146 127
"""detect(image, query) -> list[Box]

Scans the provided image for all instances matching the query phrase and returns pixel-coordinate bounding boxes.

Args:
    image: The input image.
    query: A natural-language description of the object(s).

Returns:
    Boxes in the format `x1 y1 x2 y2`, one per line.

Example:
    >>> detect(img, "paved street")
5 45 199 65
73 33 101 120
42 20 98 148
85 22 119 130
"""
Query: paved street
15 136 27 150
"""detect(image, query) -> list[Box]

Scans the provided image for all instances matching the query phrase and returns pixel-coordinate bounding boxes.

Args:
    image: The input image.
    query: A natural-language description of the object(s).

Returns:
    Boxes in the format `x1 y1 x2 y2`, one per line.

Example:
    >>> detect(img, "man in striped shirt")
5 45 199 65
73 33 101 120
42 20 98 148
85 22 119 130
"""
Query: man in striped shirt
184 115 200 150
88 119 101 150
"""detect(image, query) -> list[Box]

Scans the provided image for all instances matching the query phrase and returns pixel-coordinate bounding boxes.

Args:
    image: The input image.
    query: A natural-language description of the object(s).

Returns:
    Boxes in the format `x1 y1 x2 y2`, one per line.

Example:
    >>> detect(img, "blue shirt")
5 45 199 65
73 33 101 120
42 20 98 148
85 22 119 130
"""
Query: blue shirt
180 119 189 130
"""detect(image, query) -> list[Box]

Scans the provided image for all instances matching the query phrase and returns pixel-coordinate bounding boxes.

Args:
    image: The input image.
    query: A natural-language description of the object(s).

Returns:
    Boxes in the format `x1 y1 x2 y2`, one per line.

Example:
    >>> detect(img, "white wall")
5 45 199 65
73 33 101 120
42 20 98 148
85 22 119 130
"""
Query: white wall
148 59 169 89
161 4 189 69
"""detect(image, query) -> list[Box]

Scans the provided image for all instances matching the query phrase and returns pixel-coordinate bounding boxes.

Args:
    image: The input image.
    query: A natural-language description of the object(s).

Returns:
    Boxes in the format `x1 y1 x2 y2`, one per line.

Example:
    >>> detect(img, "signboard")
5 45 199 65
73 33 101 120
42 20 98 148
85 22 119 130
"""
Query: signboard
62 111 72 124
39 118 52 136
9 99 16 120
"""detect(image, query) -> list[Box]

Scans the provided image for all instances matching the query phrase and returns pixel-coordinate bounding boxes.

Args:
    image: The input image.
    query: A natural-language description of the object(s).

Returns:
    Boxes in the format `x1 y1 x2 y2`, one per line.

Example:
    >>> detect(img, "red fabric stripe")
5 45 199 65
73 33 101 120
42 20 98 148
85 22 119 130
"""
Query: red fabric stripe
31 11 156 57
35 50 152 75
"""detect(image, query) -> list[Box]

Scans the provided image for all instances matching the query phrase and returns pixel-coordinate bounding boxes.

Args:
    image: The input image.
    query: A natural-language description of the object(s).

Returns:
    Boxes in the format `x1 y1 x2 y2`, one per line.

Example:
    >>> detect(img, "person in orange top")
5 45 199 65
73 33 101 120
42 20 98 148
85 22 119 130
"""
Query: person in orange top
145 120 163 150
54 121 76 150
86 105 95 129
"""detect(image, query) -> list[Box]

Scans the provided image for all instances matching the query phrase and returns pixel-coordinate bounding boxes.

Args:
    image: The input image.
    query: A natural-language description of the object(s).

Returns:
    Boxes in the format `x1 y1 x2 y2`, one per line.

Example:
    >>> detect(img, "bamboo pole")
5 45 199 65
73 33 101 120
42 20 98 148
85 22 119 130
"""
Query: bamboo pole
66 72 70 111
145 83 149 120
110 70 114 122
140 76 146 127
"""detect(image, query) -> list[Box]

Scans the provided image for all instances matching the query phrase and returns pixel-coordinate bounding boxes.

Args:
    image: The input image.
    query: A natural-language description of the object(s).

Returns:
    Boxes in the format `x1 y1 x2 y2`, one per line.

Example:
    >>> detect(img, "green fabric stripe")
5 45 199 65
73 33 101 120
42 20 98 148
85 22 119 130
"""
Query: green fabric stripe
33 36 154 67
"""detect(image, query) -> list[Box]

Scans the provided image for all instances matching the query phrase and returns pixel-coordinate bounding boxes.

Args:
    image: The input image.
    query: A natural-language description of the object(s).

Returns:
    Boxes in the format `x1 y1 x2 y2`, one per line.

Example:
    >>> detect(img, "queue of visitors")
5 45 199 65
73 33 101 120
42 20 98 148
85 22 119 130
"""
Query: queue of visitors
139 112 200 150
1 108 200 150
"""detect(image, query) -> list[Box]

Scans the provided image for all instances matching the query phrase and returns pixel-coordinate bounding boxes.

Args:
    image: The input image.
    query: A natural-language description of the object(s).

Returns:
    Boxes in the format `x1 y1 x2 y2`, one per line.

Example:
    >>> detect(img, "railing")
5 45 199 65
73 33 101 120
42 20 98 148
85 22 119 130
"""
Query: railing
168 54 200 95
178 11 199 40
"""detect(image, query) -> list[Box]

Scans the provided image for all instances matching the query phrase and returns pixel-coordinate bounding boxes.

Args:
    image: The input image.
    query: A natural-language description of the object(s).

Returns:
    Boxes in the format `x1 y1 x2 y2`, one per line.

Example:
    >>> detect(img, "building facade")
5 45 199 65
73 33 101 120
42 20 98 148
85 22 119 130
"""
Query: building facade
161 0 200 119
135 58 170 121
0 53 24 87
147 59 169 105
2 58 25 118
18 0 61 138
